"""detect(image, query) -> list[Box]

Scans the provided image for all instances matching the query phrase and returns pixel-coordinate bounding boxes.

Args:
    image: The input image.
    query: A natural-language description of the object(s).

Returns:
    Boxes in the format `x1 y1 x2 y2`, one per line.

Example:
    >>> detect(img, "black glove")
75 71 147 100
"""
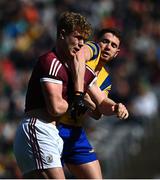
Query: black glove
70 91 88 121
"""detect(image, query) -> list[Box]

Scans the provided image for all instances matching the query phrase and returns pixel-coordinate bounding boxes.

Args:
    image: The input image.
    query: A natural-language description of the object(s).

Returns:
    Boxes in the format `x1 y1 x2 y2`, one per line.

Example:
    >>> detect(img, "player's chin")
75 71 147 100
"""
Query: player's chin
101 56 110 63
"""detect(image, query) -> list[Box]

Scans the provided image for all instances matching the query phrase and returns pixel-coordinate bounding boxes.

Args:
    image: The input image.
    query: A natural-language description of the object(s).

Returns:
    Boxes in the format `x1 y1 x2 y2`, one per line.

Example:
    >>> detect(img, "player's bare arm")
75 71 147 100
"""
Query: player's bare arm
73 44 93 91
87 82 129 119
41 82 68 116
84 93 96 111
69 44 95 120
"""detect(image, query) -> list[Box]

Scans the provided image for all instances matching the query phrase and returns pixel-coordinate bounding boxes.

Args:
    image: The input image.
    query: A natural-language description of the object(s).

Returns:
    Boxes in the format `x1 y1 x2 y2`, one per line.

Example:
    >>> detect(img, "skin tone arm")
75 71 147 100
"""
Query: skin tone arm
41 82 68 117
84 91 115 120
74 45 128 119
84 92 105 120
73 45 93 92
72 54 85 92
73 45 129 119
87 81 129 119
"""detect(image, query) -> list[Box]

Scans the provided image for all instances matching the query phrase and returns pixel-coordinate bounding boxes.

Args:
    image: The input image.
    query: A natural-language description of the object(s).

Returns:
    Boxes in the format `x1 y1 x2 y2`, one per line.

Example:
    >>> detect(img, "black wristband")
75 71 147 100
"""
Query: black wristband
74 91 85 97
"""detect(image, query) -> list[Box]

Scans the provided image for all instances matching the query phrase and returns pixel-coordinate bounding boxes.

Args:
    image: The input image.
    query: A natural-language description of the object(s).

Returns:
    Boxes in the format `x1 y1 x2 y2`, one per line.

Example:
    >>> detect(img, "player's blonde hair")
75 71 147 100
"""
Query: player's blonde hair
57 11 92 40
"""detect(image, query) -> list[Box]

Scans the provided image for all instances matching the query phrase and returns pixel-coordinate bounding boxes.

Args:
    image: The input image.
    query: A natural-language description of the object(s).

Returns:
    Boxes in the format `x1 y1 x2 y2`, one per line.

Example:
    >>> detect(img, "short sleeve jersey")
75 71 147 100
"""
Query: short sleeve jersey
60 42 112 126
25 50 96 112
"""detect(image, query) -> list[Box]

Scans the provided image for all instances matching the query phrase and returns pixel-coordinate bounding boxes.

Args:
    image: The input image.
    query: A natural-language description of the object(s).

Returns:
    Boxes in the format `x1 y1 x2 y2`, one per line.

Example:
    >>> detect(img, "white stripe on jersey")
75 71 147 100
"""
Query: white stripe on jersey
49 58 62 77
49 58 56 75
40 77 62 84
52 61 59 76
55 64 62 76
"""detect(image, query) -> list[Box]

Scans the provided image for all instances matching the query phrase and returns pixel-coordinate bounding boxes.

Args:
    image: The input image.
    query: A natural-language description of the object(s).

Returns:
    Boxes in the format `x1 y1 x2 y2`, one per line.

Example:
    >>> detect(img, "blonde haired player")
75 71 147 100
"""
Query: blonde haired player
58 28 129 179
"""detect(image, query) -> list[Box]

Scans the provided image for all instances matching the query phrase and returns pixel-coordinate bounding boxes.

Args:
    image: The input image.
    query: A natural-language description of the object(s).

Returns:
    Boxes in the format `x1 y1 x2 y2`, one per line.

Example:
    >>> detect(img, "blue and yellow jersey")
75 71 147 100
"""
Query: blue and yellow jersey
86 41 111 96
60 41 112 126
85 41 101 70
95 64 111 96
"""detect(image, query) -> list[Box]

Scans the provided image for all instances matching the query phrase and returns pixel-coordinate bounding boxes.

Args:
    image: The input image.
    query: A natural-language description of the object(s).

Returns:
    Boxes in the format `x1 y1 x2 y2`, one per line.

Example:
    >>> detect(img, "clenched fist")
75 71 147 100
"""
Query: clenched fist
112 103 129 120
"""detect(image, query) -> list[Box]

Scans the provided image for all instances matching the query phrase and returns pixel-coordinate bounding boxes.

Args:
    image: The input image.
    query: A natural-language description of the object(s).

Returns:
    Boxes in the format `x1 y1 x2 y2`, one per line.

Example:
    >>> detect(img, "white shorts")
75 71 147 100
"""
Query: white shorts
13 117 63 175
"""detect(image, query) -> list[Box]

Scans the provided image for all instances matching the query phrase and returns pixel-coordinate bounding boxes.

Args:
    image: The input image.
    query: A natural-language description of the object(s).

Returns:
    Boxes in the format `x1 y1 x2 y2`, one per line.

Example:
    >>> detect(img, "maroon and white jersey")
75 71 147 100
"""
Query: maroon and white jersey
25 50 96 112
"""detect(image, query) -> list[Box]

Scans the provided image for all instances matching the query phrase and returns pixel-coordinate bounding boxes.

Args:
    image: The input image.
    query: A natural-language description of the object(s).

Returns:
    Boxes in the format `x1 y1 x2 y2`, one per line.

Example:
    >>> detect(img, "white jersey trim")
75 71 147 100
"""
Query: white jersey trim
52 61 59 76
86 65 96 75
40 78 62 84
89 77 97 88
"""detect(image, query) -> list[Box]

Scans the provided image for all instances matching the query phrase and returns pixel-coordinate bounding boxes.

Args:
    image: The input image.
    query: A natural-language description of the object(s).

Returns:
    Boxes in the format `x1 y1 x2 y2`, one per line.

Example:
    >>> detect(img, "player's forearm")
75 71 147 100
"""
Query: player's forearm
88 96 115 119
88 83 129 119
73 45 92 92
84 93 96 111
98 98 116 116
98 99 129 119
73 56 85 92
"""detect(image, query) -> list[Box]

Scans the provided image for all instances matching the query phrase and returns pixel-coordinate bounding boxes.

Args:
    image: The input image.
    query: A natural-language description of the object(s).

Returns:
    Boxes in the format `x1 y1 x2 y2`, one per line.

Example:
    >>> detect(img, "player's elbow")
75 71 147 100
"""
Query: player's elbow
89 109 103 120
48 101 68 117
93 114 103 120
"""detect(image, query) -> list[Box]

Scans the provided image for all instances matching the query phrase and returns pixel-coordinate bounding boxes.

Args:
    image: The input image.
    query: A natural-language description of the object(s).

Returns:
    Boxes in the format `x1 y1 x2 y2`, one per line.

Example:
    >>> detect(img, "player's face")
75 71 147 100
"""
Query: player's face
99 32 120 63
64 30 85 58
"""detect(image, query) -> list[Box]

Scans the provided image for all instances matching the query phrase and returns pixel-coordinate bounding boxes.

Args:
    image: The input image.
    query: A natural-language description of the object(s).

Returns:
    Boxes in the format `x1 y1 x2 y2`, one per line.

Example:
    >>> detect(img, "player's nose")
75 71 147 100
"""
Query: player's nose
78 39 84 48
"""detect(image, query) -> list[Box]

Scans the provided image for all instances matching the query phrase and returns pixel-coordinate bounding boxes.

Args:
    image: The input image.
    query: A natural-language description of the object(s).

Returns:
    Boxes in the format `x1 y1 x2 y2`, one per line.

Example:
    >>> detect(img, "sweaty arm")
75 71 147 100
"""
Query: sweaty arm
41 81 68 117
87 82 129 119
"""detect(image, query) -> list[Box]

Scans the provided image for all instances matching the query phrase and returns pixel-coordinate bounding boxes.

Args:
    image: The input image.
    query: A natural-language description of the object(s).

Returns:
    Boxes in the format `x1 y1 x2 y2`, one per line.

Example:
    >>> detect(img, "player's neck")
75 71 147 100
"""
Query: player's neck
55 43 68 64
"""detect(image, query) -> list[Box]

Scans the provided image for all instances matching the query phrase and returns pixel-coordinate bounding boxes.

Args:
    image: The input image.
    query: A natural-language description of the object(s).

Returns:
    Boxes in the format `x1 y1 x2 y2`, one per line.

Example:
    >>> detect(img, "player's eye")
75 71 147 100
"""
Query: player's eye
111 43 118 48
101 39 110 44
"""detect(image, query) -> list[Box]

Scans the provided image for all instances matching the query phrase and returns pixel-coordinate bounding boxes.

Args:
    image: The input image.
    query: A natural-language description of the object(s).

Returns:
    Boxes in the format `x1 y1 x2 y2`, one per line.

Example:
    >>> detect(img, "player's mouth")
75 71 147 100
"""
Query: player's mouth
102 51 110 57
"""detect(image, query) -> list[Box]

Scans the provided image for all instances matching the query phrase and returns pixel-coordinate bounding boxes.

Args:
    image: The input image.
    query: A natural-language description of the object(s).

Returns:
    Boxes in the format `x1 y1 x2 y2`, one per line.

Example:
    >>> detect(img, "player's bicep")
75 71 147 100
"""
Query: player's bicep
41 80 68 116
41 82 62 106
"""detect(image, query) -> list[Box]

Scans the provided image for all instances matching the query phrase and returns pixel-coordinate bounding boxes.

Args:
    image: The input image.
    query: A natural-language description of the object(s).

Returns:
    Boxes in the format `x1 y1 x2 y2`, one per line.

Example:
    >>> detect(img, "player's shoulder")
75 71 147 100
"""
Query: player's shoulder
39 50 59 63
39 50 63 67
85 40 98 46
85 41 101 61
36 50 65 77
85 41 100 50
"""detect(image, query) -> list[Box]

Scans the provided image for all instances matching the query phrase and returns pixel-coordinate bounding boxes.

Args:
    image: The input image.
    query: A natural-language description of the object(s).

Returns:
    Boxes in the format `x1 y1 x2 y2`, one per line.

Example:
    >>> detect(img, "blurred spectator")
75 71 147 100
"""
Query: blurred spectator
131 80 158 118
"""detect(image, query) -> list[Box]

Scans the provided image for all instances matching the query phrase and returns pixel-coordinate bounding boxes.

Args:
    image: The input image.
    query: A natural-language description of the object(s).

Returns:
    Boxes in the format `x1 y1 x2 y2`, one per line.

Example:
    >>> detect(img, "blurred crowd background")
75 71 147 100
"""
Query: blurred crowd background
0 0 160 178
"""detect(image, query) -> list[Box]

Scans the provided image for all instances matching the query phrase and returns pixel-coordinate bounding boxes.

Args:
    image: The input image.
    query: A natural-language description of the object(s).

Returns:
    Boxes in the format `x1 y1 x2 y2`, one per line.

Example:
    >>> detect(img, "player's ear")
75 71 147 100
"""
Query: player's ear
114 48 120 58
60 29 66 39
